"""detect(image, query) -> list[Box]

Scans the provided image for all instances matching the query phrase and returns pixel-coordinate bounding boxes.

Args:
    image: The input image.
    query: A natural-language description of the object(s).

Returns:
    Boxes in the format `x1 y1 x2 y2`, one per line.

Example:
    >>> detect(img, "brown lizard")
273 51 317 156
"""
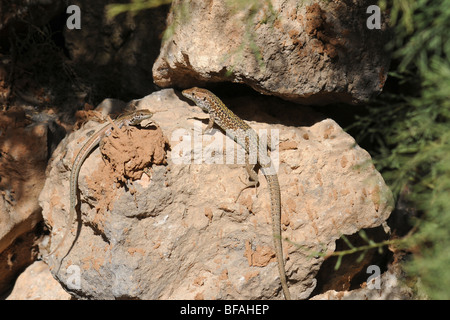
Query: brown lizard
48 109 153 272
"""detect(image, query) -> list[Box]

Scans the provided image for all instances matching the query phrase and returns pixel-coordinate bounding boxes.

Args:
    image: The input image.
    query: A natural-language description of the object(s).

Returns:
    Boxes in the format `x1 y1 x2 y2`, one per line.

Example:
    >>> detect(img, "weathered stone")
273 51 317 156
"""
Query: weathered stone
0 107 50 294
153 0 391 105
40 89 393 299
6 261 71 300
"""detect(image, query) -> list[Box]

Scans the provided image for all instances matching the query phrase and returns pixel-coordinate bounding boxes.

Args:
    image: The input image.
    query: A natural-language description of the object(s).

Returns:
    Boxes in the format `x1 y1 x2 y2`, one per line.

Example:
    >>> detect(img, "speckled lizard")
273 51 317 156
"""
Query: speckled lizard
182 87 291 300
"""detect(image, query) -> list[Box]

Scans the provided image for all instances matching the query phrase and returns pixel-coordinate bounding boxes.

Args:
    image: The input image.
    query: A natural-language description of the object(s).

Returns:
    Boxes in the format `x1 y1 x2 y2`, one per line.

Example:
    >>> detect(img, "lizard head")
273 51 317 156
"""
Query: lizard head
128 109 153 125
182 87 213 112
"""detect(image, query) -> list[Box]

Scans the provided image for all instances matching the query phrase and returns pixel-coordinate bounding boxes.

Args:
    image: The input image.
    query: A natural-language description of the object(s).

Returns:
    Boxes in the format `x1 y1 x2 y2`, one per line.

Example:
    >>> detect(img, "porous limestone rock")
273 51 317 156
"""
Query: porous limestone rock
6 261 71 300
153 0 391 105
40 89 393 299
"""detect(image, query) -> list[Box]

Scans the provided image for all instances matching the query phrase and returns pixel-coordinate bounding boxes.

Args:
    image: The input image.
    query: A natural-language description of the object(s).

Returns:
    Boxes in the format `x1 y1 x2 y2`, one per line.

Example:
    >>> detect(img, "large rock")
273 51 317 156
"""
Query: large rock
153 0 391 105
6 261 71 300
0 107 50 294
40 89 393 299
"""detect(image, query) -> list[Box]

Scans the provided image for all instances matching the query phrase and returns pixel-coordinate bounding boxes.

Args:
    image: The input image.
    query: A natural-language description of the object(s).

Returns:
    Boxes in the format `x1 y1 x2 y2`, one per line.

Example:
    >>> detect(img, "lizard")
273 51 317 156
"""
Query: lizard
48 109 153 272
181 87 291 300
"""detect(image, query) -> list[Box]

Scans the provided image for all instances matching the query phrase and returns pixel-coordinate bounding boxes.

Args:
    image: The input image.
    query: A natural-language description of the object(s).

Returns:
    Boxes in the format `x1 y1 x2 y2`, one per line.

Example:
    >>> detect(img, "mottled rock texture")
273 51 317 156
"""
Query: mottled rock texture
153 0 391 105
41 89 393 299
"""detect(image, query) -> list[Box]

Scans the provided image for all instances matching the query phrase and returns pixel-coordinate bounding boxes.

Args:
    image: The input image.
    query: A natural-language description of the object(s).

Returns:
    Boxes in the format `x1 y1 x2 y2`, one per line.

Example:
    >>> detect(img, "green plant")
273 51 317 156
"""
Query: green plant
106 0 173 18
352 0 450 299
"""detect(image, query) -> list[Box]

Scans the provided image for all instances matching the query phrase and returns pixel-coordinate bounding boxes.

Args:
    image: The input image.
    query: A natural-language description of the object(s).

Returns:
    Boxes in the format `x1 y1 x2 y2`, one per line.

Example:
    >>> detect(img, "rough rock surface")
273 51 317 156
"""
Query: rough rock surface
153 0 391 105
6 261 71 300
40 89 393 299
0 107 51 294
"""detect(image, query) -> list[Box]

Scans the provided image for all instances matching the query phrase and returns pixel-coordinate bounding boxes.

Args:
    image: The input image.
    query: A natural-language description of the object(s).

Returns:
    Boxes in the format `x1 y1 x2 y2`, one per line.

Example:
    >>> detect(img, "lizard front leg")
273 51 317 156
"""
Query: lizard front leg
236 163 259 201
204 113 215 134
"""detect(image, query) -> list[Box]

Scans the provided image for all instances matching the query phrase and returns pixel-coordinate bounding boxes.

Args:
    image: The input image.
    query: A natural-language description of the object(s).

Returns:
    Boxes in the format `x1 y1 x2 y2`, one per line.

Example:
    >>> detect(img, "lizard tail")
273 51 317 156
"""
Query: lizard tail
266 174 292 300
45 207 77 274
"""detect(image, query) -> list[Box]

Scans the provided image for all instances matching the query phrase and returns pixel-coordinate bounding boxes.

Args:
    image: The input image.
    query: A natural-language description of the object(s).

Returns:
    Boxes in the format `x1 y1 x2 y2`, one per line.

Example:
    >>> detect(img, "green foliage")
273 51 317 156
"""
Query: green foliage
106 0 173 19
353 0 450 299
326 230 398 271
106 0 187 42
